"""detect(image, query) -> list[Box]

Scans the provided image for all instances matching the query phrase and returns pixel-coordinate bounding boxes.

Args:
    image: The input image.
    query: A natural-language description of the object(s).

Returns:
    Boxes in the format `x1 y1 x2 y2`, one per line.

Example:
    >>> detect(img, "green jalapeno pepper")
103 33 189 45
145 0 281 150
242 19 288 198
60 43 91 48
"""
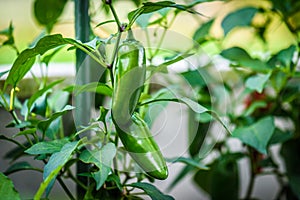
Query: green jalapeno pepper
114 112 168 180
111 29 168 180
112 29 146 126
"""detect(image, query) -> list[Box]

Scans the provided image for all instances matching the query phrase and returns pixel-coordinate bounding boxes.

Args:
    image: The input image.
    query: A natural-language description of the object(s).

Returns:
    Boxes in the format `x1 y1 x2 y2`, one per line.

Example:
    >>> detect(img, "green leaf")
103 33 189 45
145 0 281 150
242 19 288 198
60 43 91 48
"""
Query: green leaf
136 13 153 29
4 34 68 89
79 143 117 190
194 153 241 199
0 22 15 46
271 0 300 17
6 121 31 129
221 7 258 36
280 138 300 199
29 30 47 48
42 141 79 196
166 157 208 170
245 73 271 93
106 174 122 191
128 182 174 200
13 128 36 138
37 105 75 134
0 173 20 200
232 116 275 154
34 0 68 32
41 46 63 66
181 69 212 87
144 100 169 127
95 20 116 28
269 128 293 145
193 19 214 44
91 170 110 190
4 34 99 90
187 0 215 7
0 135 25 149
45 118 61 139
83 37 103 50
83 182 95 200
4 161 38 175
4 57 36 89
280 80 300 103
25 138 69 155
180 97 208 113
168 164 194 190
74 123 100 138
97 106 109 124
243 101 267 116
128 1 202 28
31 93 48 117
267 45 296 69
132 0 142 7
220 47 270 72
47 90 69 112
73 82 113 97
188 110 210 157
141 88 207 114
0 70 9 79
141 87 231 135
221 47 252 62
270 70 287 92
142 88 230 134
194 164 213 195
0 21 13 36
148 53 193 73
34 166 61 199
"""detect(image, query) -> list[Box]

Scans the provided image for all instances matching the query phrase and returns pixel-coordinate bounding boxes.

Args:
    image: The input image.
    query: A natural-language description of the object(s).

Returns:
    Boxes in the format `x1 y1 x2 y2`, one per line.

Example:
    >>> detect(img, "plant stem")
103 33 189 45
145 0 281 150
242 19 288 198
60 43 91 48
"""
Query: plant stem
122 172 132 185
145 29 153 58
106 0 125 87
12 44 20 56
41 160 76 200
67 169 88 190
74 0 91 199
245 148 256 199
245 172 255 199
9 110 21 125
151 13 177 58
139 13 178 118
59 118 65 139
128 192 146 196
72 42 105 66
109 32 122 87
113 134 119 175
57 176 76 200
0 92 9 110
9 110 34 145
4 167 43 176
139 82 150 118
107 2 122 31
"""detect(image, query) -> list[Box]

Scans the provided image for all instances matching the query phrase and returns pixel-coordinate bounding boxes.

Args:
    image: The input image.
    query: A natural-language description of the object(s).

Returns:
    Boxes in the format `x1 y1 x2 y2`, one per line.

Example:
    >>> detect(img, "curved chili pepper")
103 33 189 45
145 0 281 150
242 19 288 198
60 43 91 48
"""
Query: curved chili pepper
112 29 146 126
111 29 168 180
114 112 168 180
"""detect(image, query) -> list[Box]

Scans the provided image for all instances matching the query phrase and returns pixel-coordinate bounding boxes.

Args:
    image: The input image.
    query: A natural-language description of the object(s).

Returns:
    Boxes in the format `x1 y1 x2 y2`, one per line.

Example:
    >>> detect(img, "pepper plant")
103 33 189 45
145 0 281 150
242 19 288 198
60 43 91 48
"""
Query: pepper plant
0 0 300 200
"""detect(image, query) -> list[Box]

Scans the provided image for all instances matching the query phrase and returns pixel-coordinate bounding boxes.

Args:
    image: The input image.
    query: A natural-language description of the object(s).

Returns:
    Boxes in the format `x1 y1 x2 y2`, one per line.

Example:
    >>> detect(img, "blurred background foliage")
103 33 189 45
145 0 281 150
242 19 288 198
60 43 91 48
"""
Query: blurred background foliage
0 0 298 64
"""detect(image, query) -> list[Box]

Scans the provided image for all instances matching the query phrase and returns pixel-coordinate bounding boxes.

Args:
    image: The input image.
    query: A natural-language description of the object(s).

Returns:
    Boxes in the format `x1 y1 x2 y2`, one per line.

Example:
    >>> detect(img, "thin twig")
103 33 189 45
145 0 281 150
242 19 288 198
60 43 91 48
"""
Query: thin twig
245 148 256 199
57 176 76 200
67 169 88 190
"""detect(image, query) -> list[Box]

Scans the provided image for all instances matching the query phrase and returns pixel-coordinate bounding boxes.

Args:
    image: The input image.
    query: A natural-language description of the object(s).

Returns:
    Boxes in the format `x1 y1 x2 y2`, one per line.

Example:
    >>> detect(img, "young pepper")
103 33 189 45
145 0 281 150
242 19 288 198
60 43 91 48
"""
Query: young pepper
112 29 168 180
112 29 146 126
114 112 168 180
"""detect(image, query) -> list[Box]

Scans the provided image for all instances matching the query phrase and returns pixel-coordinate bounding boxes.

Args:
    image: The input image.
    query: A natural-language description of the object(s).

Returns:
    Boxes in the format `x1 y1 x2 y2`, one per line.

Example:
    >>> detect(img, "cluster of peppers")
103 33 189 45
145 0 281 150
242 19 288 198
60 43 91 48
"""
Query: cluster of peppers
111 29 168 180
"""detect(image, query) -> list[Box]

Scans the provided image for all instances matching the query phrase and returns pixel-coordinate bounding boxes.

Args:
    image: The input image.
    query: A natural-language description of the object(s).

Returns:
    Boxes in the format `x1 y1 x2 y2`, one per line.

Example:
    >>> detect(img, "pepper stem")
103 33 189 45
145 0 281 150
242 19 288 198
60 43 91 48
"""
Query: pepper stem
126 28 135 41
